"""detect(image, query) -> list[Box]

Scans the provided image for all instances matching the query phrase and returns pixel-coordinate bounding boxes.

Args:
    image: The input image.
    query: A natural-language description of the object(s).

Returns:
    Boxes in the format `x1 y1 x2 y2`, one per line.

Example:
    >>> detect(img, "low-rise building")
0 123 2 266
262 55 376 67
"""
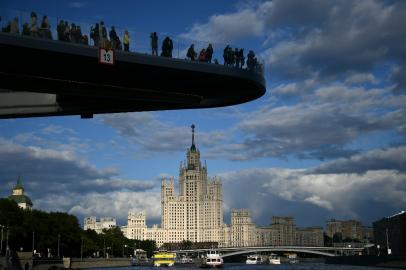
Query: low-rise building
270 216 296 246
230 209 257 247
84 216 117 233
296 227 324 247
326 219 363 241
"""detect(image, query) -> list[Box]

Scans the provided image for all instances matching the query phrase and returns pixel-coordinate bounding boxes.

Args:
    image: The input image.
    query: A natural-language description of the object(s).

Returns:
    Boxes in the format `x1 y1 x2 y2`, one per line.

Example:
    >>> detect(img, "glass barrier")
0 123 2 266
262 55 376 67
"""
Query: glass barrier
0 8 264 76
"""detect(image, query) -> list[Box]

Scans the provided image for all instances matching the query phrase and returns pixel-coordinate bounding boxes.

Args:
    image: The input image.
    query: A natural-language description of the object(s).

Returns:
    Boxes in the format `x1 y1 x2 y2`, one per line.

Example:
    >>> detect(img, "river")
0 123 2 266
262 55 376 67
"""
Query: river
93 263 396 270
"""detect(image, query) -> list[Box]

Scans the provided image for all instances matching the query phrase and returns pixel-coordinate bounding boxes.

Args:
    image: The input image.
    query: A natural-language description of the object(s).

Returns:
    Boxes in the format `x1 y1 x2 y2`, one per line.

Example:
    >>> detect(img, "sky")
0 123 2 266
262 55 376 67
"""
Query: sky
0 0 405 229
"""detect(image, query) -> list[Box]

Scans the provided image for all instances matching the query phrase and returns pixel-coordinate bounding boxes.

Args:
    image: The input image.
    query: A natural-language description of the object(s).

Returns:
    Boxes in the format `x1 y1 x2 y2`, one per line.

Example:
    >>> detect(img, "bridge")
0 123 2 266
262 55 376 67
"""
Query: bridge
172 246 365 257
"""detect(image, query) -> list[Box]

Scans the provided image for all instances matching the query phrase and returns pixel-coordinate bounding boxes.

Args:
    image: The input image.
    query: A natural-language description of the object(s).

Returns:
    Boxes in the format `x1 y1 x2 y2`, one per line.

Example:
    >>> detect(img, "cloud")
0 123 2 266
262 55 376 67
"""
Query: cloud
0 138 159 224
345 73 378 85
265 0 406 92
312 146 406 174
220 166 406 226
183 0 406 92
304 196 333 210
41 125 76 135
220 84 406 160
101 113 227 154
68 1 87 8
179 1 272 44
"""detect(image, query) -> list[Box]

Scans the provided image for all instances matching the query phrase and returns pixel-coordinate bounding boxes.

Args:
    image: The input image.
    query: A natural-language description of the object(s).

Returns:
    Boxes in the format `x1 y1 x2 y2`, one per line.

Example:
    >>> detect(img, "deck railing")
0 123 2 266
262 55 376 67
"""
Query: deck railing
0 8 264 75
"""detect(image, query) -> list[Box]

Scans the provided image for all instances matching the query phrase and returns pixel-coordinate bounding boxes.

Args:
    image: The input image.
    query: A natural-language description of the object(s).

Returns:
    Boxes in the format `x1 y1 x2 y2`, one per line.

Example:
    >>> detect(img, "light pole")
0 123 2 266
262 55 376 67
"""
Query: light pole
6 226 9 257
103 238 106 259
32 231 35 255
0 225 4 256
80 237 84 261
386 228 391 255
57 234 60 258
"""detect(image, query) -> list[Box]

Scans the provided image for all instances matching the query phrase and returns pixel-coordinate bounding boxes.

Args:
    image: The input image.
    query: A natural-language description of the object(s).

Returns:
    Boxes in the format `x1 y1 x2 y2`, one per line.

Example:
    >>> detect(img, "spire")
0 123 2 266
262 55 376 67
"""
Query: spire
190 124 196 152
15 175 23 189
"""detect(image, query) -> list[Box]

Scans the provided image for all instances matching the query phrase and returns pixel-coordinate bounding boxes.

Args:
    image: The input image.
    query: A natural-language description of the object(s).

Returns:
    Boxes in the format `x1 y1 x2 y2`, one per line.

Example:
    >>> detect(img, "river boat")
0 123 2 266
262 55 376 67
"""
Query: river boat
200 250 224 268
152 251 176 267
246 254 265 264
288 253 299 264
269 253 281 265
177 254 194 264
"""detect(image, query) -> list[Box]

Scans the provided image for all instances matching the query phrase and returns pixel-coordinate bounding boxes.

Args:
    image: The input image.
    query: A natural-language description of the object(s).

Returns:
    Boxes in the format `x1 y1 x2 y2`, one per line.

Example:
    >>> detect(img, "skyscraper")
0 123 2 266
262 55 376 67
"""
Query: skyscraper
161 124 223 243
123 125 229 247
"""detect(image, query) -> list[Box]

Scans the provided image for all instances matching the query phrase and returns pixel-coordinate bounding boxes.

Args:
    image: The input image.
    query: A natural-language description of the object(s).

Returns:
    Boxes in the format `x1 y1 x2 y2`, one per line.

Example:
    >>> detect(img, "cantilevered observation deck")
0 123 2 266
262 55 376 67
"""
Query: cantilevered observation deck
0 12 266 118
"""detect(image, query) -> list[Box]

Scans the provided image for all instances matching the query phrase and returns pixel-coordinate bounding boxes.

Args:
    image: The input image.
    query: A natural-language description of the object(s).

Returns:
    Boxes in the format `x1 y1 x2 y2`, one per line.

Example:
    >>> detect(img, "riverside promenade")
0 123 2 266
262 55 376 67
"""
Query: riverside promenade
0 253 132 270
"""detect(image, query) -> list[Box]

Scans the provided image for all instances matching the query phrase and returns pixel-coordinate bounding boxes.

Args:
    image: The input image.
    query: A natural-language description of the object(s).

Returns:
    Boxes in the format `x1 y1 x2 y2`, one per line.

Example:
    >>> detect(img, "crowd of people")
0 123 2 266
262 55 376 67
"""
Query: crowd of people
187 43 214 63
2 12 53 40
1 12 262 72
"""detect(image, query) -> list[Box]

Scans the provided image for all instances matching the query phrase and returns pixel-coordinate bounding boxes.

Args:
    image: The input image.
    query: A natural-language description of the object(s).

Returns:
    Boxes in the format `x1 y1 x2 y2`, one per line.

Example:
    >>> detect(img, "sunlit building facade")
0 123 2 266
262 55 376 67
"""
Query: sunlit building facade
84 216 117 233
122 125 257 247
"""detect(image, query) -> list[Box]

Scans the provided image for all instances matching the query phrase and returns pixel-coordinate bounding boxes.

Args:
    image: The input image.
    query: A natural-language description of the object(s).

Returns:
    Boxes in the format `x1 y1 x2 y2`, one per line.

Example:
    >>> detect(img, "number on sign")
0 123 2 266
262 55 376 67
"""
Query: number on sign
99 48 115 65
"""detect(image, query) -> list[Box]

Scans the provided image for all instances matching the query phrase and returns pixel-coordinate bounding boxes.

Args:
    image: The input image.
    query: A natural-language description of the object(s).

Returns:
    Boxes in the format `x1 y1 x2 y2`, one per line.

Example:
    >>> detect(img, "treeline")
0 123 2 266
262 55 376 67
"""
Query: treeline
0 199 156 258
162 240 218 251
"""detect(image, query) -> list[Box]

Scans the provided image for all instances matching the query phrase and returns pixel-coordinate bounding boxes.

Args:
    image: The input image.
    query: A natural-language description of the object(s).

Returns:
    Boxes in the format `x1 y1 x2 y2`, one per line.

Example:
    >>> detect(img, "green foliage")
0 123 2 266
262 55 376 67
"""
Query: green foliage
0 199 156 258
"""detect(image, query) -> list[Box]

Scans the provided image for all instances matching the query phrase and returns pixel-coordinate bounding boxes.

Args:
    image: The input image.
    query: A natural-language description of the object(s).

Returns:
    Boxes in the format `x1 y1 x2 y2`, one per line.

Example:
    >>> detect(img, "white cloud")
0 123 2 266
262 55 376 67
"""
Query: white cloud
179 1 272 44
221 167 406 225
304 196 333 210
345 73 378 85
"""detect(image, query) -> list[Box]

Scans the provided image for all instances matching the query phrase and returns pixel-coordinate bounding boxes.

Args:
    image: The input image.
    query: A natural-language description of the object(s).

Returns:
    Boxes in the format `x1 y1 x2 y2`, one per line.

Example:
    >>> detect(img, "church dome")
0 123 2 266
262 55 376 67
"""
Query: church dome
9 194 33 206
8 178 33 209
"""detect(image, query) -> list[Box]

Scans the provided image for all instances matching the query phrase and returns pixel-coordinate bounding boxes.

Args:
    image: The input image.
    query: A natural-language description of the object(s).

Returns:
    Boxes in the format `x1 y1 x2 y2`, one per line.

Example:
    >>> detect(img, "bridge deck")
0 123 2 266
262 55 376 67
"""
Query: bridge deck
0 33 266 118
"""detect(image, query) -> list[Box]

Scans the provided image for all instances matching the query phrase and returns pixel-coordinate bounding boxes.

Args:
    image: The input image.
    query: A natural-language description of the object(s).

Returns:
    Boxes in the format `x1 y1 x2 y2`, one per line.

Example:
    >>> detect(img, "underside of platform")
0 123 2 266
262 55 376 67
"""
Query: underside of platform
0 33 266 118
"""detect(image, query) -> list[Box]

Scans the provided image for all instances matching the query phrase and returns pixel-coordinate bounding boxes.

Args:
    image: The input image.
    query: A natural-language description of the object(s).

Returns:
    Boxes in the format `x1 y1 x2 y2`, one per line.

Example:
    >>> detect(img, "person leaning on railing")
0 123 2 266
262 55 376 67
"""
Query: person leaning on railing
39 15 52 40
1 17 19 34
123 30 130 52
206 44 213 63
187 44 197 61
29 11 38 38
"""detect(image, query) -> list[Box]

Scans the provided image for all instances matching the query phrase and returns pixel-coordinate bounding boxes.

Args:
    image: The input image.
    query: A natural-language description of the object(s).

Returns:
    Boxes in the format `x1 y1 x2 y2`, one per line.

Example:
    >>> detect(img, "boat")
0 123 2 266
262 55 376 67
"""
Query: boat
131 249 149 266
177 254 194 264
269 253 281 265
200 250 224 268
152 251 176 267
287 253 299 264
246 254 265 264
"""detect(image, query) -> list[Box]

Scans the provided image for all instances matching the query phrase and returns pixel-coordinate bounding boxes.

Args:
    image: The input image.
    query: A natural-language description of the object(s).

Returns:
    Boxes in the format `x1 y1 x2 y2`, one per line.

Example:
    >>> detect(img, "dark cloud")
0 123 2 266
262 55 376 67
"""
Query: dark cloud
312 146 406 174
220 164 406 226
265 0 332 29
267 0 406 92
101 113 227 154
0 138 158 224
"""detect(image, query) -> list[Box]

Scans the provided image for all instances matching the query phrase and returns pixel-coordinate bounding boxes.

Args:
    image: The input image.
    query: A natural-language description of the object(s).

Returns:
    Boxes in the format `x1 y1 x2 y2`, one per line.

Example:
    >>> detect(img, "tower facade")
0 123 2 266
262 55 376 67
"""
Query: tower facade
122 125 258 248
161 124 223 243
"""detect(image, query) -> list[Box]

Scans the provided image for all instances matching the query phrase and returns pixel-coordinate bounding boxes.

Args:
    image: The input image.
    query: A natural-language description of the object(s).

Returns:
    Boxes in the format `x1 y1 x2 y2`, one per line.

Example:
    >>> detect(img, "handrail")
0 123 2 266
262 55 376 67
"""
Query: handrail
0 8 264 76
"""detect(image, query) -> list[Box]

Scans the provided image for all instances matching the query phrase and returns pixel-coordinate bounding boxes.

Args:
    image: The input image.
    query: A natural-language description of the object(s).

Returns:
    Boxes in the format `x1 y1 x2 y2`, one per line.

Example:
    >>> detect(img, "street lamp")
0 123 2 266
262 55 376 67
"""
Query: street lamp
0 225 4 256
80 237 84 261
6 226 9 257
386 228 391 255
57 234 60 258
32 231 35 255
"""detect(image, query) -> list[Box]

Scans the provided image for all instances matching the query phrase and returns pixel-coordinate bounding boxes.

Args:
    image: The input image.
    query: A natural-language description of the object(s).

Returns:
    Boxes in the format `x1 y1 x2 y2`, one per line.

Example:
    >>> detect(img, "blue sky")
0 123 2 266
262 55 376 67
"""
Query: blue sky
0 0 405 229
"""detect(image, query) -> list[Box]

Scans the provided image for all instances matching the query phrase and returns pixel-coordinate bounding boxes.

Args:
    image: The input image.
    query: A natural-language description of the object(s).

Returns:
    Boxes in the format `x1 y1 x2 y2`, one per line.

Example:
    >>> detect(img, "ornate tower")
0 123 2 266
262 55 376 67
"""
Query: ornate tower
9 177 33 210
160 125 224 243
